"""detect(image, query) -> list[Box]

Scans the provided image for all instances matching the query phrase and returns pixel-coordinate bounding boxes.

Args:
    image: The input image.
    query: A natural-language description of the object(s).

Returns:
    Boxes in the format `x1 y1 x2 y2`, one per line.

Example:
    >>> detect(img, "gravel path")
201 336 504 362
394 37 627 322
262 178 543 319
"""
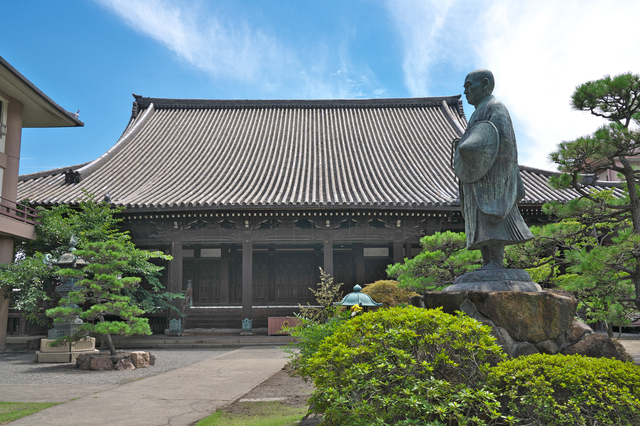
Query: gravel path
0 348 232 386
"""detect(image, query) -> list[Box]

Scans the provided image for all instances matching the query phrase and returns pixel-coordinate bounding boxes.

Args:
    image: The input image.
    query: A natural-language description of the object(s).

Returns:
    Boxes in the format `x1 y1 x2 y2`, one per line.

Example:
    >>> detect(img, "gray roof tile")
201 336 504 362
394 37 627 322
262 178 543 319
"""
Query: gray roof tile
18 96 621 210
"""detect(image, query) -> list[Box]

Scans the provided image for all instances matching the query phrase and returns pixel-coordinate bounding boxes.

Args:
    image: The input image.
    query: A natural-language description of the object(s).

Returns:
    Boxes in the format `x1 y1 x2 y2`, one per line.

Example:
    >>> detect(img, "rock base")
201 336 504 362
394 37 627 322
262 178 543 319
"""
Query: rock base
415 289 627 361
76 351 156 371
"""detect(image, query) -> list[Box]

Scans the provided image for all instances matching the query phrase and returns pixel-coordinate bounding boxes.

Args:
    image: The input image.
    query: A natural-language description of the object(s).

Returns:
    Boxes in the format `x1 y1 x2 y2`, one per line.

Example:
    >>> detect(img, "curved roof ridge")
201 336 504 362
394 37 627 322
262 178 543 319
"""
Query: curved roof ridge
18 162 90 182
133 95 464 110
77 103 155 179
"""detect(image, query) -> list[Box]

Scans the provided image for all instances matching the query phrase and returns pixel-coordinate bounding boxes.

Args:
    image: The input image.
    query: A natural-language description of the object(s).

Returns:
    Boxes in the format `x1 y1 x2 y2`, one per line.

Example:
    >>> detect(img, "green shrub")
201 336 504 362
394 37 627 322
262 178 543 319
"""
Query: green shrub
488 353 640 425
284 310 349 380
304 306 509 425
361 280 419 308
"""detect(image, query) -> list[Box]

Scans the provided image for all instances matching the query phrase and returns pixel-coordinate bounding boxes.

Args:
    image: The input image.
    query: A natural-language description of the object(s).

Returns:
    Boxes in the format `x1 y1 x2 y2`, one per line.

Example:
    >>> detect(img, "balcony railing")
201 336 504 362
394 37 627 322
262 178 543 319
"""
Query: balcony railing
0 196 37 225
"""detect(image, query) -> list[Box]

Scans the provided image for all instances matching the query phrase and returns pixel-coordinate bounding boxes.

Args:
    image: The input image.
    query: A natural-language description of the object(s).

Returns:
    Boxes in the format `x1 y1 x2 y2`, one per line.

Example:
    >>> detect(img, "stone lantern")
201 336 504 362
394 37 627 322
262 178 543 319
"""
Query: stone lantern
35 238 99 363
334 284 383 310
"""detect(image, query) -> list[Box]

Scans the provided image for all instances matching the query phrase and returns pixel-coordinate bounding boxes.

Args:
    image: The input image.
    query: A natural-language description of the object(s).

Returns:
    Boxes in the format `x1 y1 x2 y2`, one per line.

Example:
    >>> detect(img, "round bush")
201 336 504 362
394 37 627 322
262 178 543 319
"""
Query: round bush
361 280 419 308
488 353 640 425
304 306 507 425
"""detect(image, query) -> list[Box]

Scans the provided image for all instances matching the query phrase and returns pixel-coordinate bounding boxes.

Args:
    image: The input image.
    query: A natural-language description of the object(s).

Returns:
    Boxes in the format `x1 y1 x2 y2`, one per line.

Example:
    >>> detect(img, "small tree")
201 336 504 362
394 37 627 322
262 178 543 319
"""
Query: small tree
47 241 152 355
299 268 343 323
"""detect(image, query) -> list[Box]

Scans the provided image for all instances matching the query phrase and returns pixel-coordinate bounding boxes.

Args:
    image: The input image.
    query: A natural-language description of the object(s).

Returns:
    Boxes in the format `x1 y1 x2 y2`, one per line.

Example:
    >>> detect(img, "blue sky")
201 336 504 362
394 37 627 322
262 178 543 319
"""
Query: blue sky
4 0 640 175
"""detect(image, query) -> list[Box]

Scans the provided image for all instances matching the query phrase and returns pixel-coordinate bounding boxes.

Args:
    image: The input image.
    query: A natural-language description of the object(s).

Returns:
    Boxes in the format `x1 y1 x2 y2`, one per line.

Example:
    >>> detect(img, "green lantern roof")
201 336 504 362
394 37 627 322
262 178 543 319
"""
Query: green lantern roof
335 285 383 307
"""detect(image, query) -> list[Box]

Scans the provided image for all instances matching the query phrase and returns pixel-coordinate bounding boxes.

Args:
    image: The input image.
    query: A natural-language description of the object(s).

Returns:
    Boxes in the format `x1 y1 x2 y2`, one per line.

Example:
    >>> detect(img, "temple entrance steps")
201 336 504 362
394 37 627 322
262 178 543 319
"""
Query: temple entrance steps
185 306 305 330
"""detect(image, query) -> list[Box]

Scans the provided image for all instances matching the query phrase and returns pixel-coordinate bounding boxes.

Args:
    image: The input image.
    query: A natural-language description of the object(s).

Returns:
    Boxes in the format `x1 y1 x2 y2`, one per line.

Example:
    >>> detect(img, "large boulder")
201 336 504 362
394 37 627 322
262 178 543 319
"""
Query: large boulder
90 356 114 371
423 289 577 343
130 351 150 368
418 289 625 361
115 359 136 370
561 334 626 361
468 290 577 343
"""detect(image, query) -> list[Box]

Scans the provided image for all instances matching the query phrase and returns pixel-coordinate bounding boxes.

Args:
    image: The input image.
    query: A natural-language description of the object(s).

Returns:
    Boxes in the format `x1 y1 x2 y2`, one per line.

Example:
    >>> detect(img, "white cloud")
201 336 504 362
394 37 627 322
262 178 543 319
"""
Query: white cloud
94 0 386 99
385 0 460 96
387 0 640 170
478 0 640 169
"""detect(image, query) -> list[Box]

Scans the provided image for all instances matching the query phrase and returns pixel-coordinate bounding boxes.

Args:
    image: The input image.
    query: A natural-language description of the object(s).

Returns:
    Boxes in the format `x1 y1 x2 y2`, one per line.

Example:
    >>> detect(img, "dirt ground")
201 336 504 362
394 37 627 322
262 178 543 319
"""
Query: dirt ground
223 364 314 415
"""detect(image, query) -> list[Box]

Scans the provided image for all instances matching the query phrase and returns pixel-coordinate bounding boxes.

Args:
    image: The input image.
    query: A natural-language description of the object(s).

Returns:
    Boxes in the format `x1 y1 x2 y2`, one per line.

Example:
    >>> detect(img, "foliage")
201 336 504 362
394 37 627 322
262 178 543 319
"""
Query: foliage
387 227 582 292
304 306 509 425
194 401 307 426
298 267 343 323
361 280 419 308
0 402 59 423
24 191 126 258
387 231 482 291
547 72 640 324
487 353 640 426
0 253 53 324
46 241 153 355
4 192 177 323
284 310 349 380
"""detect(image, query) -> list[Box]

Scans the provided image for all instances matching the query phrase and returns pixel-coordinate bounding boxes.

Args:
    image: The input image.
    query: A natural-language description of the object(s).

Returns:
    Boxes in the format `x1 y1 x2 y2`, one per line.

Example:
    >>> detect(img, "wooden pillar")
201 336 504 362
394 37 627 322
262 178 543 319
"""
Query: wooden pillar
354 243 365 285
220 244 229 304
268 245 276 302
405 242 414 260
241 231 253 331
393 241 404 264
323 240 334 278
168 235 183 322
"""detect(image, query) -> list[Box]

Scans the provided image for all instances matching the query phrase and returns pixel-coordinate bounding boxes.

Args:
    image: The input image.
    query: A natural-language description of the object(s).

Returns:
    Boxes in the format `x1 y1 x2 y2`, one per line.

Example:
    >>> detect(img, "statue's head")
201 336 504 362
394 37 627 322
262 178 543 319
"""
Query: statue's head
464 69 495 106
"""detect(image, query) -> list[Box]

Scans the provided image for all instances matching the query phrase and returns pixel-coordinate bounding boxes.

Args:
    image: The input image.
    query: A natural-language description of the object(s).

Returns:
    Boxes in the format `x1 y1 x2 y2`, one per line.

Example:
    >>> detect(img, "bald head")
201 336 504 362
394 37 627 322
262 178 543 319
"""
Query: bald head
464 69 495 106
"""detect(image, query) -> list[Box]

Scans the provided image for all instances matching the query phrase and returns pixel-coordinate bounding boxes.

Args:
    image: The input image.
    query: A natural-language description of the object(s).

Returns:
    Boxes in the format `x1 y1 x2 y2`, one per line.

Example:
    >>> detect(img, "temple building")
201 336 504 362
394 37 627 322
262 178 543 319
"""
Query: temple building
17 94 607 332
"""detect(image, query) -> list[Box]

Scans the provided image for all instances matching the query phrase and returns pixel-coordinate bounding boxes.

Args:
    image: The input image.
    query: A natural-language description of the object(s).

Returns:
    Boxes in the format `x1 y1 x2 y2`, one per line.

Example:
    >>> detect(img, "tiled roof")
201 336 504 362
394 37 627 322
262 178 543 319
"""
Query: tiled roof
17 95 618 210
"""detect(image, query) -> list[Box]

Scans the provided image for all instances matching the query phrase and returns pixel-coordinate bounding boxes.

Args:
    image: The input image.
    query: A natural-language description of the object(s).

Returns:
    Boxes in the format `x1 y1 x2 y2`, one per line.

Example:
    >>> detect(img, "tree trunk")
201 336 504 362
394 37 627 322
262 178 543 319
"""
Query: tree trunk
99 314 117 355
606 322 614 338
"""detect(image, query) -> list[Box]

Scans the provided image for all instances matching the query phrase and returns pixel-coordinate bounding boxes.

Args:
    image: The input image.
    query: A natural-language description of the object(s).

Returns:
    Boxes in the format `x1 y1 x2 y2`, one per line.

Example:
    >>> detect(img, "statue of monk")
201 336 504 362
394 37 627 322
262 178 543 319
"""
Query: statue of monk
453 69 534 270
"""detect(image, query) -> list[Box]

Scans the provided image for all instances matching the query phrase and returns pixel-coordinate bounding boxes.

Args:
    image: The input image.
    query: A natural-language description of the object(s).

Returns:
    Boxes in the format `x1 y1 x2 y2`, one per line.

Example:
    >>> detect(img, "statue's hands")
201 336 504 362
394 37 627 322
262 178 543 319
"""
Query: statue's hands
450 137 461 170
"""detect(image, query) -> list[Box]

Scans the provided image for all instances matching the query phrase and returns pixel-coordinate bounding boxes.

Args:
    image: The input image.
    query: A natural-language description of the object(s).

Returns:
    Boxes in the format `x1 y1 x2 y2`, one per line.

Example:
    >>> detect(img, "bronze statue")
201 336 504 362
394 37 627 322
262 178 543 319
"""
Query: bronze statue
453 69 533 270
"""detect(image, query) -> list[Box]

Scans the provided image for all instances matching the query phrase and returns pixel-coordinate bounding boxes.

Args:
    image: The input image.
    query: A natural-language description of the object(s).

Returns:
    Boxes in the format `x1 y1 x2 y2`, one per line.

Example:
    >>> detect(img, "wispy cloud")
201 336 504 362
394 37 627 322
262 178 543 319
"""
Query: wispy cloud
385 0 472 96
94 0 386 99
386 0 640 169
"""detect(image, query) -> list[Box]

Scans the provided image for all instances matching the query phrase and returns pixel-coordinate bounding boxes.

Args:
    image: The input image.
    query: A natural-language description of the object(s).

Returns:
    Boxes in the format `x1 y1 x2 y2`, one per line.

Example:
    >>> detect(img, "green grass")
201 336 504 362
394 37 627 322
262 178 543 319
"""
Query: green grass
0 402 59 424
195 401 308 426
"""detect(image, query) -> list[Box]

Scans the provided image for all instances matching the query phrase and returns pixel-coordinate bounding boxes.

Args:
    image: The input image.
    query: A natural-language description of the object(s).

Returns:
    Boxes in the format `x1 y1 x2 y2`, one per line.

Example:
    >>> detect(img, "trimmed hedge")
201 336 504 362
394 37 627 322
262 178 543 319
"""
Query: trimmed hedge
361 280 419 308
488 353 640 425
304 306 508 425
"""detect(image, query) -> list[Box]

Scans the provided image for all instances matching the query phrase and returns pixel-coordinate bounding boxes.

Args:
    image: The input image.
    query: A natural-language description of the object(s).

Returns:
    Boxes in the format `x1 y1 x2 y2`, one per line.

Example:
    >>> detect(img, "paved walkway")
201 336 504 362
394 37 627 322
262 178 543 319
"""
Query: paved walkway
5 346 289 426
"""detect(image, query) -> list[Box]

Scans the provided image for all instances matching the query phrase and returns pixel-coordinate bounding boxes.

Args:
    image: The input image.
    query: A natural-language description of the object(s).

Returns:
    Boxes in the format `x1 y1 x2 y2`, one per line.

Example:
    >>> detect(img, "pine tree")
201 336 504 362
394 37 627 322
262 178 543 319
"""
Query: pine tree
547 72 640 330
47 241 152 355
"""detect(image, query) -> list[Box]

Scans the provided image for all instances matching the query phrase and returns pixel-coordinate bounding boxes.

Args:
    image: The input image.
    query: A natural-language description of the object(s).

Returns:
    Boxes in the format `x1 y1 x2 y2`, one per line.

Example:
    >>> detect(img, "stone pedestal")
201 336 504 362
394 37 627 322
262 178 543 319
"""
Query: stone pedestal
415 290 626 361
444 268 542 292
35 337 99 363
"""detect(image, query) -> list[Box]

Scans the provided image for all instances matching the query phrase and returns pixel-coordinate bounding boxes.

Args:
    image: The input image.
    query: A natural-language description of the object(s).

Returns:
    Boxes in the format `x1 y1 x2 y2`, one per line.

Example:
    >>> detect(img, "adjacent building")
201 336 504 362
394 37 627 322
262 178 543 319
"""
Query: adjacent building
0 56 83 348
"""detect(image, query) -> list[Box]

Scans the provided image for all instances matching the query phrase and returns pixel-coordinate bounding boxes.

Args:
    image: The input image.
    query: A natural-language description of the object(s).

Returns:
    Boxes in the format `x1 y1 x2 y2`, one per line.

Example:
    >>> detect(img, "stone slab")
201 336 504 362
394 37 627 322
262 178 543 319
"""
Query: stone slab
35 349 99 363
445 268 542 292
444 281 542 292
39 338 96 353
